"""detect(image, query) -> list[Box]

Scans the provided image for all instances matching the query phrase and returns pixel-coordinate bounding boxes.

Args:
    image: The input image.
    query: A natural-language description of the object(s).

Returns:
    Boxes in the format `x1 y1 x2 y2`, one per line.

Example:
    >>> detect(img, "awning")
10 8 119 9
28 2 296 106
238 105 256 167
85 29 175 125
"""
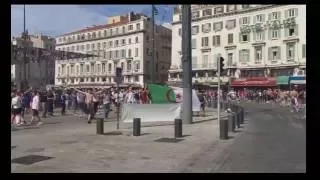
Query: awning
289 76 306 84
276 76 290 85
231 77 276 87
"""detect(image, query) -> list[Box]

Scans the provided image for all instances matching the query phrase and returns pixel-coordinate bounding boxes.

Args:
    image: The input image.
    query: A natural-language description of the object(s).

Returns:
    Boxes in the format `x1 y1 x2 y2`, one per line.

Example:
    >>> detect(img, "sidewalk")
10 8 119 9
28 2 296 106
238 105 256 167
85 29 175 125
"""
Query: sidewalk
11 109 231 173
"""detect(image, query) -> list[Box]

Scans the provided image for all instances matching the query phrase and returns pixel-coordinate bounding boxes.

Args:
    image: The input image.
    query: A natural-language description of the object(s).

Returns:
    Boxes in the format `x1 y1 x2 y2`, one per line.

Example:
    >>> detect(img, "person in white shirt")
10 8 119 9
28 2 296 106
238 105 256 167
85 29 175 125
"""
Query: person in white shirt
124 87 135 104
102 90 112 120
31 91 43 126
11 92 23 126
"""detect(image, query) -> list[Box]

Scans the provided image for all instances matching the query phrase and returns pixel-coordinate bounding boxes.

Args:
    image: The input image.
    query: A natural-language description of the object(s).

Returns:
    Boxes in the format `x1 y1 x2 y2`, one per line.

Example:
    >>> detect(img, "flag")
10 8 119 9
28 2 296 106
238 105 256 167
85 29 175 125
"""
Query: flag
153 6 158 15
147 83 176 104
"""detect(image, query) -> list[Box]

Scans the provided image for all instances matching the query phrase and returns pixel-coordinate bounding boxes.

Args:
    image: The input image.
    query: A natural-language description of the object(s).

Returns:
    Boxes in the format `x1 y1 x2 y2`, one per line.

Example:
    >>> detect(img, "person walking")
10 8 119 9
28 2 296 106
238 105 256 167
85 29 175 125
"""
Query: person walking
40 90 48 118
77 91 86 117
11 91 23 126
47 90 54 116
102 90 112 120
60 91 67 116
71 90 78 114
30 91 43 126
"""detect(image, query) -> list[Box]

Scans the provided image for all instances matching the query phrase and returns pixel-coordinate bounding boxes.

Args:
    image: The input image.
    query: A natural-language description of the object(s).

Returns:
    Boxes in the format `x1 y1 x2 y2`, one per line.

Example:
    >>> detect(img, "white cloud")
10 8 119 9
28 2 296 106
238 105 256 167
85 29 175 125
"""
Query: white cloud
11 5 107 38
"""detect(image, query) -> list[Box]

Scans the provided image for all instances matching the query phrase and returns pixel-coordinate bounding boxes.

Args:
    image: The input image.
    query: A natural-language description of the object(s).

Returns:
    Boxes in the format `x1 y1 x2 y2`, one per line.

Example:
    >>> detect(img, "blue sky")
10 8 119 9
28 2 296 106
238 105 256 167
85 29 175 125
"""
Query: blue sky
11 5 175 38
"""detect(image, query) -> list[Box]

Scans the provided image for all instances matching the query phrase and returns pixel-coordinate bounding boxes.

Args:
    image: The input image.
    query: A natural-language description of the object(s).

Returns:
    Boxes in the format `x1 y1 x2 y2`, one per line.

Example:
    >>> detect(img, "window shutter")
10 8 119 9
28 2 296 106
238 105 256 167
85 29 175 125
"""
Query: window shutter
277 47 281 60
268 13 272 20
217 36 220 46
239 18 242 26
277 12 281 19
295 24 299 36
253 16 256 24
262 14 265 22
285 10 288 19
295 8 298 17
268 47 272 61
268 29 272 40
212 36 216 46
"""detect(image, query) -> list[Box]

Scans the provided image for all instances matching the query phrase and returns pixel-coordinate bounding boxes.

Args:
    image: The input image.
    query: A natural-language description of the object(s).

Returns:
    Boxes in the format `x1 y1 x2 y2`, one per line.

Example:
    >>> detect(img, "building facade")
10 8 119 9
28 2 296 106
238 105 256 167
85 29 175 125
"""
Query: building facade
11 33 56 88
54 12 172 88
169 5 306 86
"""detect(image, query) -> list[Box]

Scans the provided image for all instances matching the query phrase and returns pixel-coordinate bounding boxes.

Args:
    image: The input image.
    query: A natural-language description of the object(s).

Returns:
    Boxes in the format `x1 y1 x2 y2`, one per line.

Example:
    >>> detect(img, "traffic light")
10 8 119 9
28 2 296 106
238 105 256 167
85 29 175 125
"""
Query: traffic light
219 57 225 74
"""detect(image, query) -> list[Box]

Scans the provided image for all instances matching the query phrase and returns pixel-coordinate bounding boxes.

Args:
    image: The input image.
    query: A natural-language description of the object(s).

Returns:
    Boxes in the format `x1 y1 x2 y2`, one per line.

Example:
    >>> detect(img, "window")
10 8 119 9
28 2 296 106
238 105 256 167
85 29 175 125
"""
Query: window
239 49 250 63
110 29 113 36
226 5 236 12
212 35 220 46
178 28 182 36
192 39 197 49
269 46 281 61
135 36 139 43
228 34 233 44
134 61 140 70
66 47 70 52
121 62 124 69
256 14 263 23
115 50 119 58
103 42 106 49
213 22 223 31
202 23 211 33
128 38 132 44
97 64 101 73
214 6 224 14
116 28 119 35
127 60 132 70
104 30 107 37
103 52 106 59
114 40 118 47
202 9 212 16
227 53 233 66
72 36 75 41
97 43 101 50
76 45 79 51
81 45 84 51
255 46 263 62
136 23 140 30
109 51 112 59
192 57 198 67
86 65 90 72
98 31 101 37
256 32 264 41
71 46 75 51
271 12 280 20
108 64 112 72
192 26 199 35
289 27 296 36
192 11 200 19
272 30 279 39
109 41 113 47
302 44 306 58
202 55 209 66
90 64 94 73
91 43 95 50
226 19 236 30
287 43 295 60
134 76 139 82
240 17 249 25
121 49 126 58
92 32 96 38
80 64 84 73
288 8 297 18
240 33 250 42
128 25 133 30
122 39 126 45
135 48 139 57
201 37 209 47
128 49 132 57
122 26 125 33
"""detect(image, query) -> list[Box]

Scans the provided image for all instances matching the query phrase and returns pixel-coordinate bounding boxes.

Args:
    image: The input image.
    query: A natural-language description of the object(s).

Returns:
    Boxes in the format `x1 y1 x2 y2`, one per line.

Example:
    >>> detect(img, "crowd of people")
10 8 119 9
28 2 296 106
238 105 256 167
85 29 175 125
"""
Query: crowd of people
11 85 306 127
11 86 152 127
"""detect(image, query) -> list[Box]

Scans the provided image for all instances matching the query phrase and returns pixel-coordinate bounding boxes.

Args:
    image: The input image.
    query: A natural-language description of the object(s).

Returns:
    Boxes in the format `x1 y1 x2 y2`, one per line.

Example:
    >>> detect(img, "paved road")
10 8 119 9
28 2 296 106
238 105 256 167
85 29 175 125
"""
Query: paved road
179 102 306 173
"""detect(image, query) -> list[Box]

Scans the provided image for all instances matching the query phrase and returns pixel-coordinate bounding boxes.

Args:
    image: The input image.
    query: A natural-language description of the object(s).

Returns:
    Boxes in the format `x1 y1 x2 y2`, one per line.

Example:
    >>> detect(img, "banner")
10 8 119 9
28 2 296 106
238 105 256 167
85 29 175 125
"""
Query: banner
171 87 201 112
121 103 181 123
147 84 176 104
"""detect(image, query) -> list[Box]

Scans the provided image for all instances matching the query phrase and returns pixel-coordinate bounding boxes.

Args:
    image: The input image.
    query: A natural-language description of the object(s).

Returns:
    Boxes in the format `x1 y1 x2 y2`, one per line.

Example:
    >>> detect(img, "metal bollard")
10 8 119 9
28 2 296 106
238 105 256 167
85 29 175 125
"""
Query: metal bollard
219 117 229 140
228 113 235 132
133 118 141 136
96 118 104 135
174 118 183 138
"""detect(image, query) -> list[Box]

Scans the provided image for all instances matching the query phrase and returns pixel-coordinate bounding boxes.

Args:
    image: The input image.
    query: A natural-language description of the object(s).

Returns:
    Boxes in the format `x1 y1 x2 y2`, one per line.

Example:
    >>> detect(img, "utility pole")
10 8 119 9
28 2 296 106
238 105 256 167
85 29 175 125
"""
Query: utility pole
217 54 221 124
22 4 28 91
151 5 155 83
181 5 192 124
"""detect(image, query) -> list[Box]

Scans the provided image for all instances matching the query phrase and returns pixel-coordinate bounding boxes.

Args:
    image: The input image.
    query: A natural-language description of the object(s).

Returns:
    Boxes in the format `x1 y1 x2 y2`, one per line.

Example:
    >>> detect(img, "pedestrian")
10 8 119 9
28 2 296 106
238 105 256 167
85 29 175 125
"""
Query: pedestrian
77 91 86 117
71 90 78 114
30 91 43 126
60 91 67 116
102 89 112 120
47 90 54 116
40 90 48 118
11 91 23 126
124 87 135 104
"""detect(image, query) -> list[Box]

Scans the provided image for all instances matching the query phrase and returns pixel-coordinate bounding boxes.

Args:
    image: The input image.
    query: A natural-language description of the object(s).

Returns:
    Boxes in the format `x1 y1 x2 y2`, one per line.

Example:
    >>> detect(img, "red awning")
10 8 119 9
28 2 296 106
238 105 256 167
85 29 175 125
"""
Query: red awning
231 77 276 87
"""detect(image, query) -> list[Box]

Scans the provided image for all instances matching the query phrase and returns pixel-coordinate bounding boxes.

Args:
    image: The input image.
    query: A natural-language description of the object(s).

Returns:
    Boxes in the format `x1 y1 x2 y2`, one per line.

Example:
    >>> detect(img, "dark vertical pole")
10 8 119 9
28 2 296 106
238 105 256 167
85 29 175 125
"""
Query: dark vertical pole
151 5 155 83
116 83 120 130
96 118 104 135
174 118 182 138
181 5 192 124
22 4 27 90
133 118 141 136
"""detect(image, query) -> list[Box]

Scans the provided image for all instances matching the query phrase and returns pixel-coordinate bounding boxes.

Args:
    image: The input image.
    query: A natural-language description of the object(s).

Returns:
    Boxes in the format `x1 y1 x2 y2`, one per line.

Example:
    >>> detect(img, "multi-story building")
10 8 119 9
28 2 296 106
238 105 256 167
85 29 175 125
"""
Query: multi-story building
54 12 172 88
11 33 56 88
169 5 306 87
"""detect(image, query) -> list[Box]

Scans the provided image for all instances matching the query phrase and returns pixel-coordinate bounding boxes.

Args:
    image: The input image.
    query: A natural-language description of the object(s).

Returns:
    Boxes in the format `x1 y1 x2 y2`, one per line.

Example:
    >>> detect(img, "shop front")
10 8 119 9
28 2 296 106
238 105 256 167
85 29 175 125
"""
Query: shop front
289 75 306 90
276 76 290 90
231 77 276 89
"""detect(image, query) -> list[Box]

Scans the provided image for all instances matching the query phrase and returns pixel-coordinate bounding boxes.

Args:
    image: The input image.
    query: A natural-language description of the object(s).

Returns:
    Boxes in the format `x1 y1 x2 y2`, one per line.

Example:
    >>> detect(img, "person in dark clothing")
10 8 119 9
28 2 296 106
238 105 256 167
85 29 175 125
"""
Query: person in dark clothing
47 90 54 116
39 91 48 118
198 92 206 113
60 92 66 115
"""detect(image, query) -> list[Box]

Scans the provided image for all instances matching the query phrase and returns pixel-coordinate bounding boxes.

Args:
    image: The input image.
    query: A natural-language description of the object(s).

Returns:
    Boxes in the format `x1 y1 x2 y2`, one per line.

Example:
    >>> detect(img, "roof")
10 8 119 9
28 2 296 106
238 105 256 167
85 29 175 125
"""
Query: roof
60 13 146 37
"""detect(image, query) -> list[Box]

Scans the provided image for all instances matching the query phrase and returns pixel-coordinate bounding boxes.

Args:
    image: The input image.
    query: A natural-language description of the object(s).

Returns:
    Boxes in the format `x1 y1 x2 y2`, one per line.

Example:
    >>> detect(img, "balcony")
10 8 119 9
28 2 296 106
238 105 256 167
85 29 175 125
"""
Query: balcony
123 70 133 75
192 63 216 70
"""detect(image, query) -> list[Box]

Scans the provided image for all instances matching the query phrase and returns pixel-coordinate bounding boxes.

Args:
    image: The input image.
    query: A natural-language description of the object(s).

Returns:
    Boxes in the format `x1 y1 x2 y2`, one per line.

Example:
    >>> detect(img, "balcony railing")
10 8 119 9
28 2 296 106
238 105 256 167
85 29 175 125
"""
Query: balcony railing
192 63 216 70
